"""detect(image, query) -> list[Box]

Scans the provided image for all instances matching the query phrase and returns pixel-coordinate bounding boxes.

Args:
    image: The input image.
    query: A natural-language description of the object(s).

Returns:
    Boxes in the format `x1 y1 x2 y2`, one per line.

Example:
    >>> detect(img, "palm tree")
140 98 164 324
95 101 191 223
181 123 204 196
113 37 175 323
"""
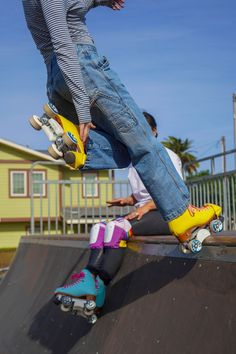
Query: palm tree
162 136 199 175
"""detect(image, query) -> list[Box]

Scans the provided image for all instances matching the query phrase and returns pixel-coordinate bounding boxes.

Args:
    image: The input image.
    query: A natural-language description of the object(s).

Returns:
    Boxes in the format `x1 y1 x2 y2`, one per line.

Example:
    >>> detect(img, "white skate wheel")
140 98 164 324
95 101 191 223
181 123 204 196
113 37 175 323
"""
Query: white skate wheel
63 132 77 146
210 219 223 233
179 243 191 254
88 314 97 324
29 115 42 130
61 295 73 306
48 144 63 159
85 300 96 311
60 304 71 312
188 239 202 253
43 102 58 118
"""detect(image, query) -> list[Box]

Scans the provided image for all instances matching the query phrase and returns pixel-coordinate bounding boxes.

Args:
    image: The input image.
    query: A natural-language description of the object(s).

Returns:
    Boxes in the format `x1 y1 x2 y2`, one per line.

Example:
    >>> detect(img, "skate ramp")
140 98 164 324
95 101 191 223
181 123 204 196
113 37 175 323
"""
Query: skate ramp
0 235 235 354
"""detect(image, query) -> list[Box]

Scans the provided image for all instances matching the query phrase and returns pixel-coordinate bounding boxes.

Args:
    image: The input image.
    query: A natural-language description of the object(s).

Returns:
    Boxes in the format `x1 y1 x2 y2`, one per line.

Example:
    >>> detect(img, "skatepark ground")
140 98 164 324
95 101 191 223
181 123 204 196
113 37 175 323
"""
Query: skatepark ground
0 233 235 354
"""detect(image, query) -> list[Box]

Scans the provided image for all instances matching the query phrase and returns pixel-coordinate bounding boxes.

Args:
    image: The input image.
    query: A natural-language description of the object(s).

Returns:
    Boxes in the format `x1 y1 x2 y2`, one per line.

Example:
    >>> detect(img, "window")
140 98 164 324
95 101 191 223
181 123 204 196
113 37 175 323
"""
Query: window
9 169 47 198
83 173 98 198
32 171 46 196
10 171 27 197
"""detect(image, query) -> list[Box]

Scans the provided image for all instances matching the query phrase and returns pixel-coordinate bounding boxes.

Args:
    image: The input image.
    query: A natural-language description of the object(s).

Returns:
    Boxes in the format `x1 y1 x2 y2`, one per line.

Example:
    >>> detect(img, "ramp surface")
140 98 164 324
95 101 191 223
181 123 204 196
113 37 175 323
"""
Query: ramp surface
0 235 235 354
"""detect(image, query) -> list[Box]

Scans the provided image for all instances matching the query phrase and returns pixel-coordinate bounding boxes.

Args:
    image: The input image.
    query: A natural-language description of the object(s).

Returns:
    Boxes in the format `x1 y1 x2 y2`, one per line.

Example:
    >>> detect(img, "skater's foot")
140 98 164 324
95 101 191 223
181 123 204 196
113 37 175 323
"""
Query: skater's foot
168 204 222 242
54 269 96 300
95 276 106 309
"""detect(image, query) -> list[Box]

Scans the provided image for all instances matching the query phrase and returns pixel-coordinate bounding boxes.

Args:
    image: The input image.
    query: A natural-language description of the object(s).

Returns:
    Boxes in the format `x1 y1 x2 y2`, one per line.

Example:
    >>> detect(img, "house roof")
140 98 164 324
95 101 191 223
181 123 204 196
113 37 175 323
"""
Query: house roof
0 138 62 162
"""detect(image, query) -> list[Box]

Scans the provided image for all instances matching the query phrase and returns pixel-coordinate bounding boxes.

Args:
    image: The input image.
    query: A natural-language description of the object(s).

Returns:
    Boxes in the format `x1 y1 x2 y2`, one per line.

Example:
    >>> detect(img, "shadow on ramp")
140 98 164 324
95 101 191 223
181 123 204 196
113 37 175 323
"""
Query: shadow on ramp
27 256 195 354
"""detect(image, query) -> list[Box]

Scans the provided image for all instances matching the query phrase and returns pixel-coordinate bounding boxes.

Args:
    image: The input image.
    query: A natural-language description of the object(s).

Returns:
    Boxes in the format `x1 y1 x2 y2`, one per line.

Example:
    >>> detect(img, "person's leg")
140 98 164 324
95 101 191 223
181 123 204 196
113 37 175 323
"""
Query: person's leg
76 45 222 241
75 45 189 222
97 218 132 286
54 222 107 308
54 219 131 306
49 47 222 242
47 59 131 170
130 210 170 236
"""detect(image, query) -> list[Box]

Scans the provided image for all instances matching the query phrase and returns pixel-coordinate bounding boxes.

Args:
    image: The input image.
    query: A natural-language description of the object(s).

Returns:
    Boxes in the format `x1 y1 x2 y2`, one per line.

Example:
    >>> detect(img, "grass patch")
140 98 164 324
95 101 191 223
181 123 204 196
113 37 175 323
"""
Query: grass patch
0 248 16 268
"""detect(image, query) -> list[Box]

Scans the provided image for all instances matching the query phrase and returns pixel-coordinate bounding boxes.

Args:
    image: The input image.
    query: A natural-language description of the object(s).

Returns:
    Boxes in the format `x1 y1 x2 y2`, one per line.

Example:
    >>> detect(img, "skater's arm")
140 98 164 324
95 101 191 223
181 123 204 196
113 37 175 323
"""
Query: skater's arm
107 194 137 207
125 200 157 221
40 0 91 125
80 122 96 144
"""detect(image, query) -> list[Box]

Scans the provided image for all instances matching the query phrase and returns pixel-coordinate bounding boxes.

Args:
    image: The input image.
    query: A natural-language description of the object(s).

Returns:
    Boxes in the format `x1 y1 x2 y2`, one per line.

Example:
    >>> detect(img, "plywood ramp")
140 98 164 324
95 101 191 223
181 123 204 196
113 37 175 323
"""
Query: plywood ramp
0 234 235 354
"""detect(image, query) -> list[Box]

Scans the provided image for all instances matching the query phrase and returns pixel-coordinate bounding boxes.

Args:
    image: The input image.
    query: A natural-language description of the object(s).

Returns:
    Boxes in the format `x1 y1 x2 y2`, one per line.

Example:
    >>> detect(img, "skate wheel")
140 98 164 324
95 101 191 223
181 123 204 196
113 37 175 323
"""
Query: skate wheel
29 115 42 130
61 295 73 306
84 308 94 316
48 144 63 160
88 314 97 324
210 219 223 233
63 132 77 147
60 304 71 312
179 243 191 254
59 295 73 312
188 239 202 253
85 300 96 311
43 102 58 119
64 151 76 165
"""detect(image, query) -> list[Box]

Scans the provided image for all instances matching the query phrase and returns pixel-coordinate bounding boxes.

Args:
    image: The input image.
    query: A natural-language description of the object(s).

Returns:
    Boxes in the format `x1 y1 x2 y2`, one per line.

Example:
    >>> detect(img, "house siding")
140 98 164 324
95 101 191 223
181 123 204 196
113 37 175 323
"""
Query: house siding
0 140 113 249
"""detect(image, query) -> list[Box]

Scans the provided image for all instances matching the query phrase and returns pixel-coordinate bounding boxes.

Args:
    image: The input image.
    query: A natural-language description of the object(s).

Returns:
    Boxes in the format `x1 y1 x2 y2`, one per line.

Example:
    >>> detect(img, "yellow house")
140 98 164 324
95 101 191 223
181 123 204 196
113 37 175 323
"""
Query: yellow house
0 138 114 249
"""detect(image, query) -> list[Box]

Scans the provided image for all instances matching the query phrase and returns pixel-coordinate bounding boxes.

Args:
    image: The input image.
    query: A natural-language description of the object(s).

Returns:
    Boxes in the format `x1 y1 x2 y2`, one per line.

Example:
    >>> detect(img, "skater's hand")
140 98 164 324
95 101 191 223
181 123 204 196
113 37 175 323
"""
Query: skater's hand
111 0 125 10
125 201 157 221
107 195 135 207
79 122 96 145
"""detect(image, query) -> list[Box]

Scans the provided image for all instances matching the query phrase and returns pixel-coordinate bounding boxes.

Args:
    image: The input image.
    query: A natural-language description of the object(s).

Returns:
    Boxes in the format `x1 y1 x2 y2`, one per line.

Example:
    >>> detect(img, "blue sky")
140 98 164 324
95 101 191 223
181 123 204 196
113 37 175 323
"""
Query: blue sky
1 0 236 162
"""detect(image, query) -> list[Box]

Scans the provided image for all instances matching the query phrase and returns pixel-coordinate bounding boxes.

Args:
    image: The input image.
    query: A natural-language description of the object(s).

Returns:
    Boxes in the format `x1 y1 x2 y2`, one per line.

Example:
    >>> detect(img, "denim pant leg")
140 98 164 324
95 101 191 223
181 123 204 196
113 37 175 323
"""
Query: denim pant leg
46 57 131 170
77 45 190 221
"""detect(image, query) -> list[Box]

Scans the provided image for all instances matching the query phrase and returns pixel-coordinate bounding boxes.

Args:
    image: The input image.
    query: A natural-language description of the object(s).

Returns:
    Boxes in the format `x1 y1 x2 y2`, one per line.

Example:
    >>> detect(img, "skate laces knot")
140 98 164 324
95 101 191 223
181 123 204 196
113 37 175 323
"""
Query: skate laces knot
63 272 85 288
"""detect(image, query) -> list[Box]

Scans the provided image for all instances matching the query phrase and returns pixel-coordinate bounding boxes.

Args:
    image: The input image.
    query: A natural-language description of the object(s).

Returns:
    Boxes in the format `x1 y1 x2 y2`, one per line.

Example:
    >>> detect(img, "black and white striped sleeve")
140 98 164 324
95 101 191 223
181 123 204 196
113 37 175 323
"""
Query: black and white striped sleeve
40 0 91 124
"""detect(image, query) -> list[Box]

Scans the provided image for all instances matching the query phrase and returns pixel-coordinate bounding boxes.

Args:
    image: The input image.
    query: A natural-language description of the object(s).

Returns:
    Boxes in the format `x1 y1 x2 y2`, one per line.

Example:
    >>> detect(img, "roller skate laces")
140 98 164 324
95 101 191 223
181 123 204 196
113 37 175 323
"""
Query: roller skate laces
54 269 97 299
63 272 85 288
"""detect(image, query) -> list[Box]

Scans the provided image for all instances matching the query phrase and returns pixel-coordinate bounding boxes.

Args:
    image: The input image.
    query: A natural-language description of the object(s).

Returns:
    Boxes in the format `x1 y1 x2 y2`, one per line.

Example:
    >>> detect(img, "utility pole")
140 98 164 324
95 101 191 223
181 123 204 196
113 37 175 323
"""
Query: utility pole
233 93 236 169
220 136 226 173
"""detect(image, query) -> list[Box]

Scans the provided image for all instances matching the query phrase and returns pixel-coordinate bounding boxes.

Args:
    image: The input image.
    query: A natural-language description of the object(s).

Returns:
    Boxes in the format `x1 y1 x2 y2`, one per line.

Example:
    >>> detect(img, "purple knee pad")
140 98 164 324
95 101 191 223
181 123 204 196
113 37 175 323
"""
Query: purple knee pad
104 218 132 249
89 222 106 249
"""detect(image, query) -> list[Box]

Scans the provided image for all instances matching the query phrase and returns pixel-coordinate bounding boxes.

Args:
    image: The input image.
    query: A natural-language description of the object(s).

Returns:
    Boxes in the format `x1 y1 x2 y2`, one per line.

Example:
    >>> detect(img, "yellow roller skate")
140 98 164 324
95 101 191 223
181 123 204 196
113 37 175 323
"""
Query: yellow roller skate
29 103 86 169
168 204 223 254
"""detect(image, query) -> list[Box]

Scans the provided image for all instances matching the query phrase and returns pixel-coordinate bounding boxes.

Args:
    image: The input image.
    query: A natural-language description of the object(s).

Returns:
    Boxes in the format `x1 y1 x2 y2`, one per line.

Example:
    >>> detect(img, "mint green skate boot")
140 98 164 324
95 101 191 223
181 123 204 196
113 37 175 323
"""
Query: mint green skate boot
54 269 98 323
95 276 106 310
54 269 96 299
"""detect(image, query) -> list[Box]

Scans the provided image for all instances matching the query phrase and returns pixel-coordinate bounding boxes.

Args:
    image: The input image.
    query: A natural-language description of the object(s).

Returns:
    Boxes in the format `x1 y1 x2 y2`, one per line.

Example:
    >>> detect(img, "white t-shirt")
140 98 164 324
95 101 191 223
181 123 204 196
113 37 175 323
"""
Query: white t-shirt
128 147 183 208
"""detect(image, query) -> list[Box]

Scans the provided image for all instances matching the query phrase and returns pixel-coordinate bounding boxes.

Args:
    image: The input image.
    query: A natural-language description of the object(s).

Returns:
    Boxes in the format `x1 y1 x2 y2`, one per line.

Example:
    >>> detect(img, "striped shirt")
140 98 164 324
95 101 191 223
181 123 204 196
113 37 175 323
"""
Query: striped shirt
22 0 111 124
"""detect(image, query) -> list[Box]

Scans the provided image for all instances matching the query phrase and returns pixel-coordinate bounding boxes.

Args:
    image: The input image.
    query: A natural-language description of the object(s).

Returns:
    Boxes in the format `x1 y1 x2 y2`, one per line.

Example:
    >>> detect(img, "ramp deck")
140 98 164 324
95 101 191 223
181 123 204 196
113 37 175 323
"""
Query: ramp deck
0 233 235 354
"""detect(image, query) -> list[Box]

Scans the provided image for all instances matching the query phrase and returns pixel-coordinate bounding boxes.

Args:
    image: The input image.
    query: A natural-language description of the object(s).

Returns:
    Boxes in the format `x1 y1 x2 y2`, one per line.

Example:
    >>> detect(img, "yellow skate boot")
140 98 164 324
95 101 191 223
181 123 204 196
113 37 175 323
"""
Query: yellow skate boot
168 204 222 243
29 102 87 169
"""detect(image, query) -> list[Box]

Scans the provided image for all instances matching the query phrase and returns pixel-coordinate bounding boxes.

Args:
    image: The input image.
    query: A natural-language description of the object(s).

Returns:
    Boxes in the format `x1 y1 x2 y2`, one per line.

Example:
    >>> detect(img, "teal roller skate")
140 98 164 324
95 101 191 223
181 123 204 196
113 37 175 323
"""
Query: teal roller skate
95 276 106 310
54 269 98 324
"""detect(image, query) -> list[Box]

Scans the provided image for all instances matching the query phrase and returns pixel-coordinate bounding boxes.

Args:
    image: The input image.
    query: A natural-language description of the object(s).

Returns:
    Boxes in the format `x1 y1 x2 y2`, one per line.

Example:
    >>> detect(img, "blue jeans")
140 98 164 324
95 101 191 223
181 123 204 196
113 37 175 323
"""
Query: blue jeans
47 44 190 221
